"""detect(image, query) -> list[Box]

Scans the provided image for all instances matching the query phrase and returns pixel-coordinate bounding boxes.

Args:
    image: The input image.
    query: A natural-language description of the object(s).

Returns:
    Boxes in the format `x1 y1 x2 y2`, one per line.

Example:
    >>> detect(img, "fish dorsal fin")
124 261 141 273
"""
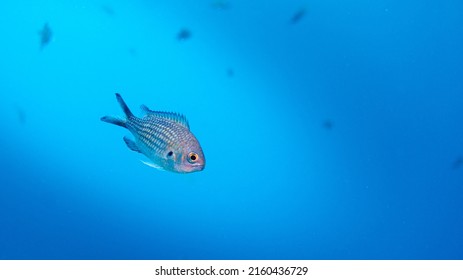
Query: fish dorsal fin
140 105 190 129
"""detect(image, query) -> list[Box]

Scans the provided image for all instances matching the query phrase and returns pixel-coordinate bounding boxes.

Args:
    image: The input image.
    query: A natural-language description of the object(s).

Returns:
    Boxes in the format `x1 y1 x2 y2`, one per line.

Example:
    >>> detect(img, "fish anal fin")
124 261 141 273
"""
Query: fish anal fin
123 136 141 153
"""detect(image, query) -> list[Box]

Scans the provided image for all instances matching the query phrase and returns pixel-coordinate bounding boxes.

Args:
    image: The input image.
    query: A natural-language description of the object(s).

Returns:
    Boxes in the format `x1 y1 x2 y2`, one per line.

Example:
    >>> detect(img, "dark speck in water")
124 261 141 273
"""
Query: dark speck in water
323 119 334 130
177 28 192 41
210 0 231 10
452 156 463 169
290 7 306 24
15 105 26 125
128 48 138 57
39 22 52 50
102 5 115 16
227 68 234 77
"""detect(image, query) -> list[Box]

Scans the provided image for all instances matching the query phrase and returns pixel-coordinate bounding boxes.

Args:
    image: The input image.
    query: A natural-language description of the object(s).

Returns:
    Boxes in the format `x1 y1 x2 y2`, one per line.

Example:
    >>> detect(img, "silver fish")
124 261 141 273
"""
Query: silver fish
101 93 205 173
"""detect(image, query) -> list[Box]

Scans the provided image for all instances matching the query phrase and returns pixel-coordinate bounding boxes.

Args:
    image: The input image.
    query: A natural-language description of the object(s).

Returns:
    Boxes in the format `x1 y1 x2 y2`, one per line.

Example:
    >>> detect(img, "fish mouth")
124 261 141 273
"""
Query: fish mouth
191 163 205 172
178 163 205 173
193 164 205 171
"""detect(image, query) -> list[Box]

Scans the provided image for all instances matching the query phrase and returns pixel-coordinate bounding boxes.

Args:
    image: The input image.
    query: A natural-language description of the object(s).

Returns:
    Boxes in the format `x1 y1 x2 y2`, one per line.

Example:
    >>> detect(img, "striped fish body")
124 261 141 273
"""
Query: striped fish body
101 94 205 173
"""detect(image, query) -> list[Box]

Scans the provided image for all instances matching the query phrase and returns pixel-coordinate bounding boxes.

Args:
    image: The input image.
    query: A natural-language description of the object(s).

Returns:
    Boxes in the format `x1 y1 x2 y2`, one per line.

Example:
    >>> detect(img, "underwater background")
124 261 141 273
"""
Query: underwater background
0 0 462 260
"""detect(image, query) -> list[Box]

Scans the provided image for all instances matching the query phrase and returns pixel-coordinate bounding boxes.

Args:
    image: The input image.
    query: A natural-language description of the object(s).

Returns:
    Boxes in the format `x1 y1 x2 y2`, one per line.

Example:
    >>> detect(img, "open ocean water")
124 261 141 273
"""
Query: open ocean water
0 0 462 260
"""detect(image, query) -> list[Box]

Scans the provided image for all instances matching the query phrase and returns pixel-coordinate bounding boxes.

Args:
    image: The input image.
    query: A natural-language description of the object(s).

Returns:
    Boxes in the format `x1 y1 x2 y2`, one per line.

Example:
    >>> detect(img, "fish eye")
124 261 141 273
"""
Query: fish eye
167 151 173 157
187 152 199 163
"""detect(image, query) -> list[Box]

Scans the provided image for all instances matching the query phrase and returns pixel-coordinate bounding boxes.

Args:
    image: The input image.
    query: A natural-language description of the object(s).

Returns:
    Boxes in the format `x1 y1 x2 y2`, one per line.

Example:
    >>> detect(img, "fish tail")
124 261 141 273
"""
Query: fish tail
100 116 126 128
115 93 133 118
100 93 133 128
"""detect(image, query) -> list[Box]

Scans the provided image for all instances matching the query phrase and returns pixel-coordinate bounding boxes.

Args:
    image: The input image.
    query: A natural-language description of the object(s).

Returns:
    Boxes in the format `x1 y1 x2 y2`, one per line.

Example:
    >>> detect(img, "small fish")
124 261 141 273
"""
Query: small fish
177 28 191 41
101 93 205 173
39 23 52 50
290 7 306 24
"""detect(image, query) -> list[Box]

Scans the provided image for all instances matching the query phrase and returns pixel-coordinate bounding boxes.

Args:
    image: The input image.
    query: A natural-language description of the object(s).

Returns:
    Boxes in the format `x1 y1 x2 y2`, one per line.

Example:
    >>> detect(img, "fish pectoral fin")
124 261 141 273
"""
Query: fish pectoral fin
141 160 165 171
123 136 141 153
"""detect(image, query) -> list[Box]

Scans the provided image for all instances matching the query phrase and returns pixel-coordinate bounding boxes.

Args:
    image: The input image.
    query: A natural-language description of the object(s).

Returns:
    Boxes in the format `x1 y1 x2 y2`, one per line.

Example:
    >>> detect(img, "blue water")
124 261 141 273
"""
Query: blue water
0 0 462 260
